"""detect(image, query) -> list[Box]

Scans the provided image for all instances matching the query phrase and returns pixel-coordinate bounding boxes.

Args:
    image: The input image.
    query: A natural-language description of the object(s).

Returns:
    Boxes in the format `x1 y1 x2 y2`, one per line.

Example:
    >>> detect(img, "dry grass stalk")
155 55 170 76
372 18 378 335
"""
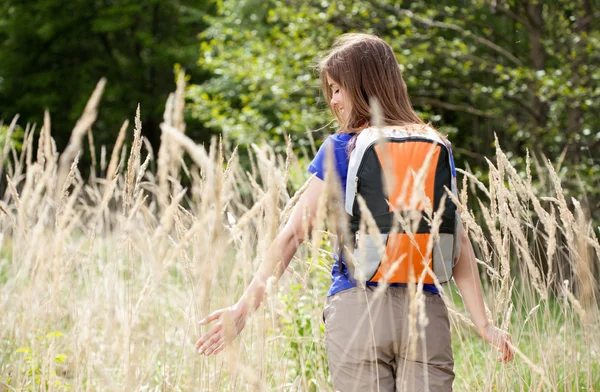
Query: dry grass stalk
162 125 211 171
133 141 153 200
42 111 53 168
106 120 129 181
504 208 546 299
456 167 491 200
156 94 175 209
87 128 97 180
35 115 46 166
356 195 386 264
563 280 588 324
278 174 312 226
17 124 35 181
0 115 19 176
455 200 497 279
1 80 599 391
123 105 143 216
57 78 106 194
506 340 551 388
157 71 188 211
572 200 599 317
305 126 317 157
56 154 80 226
488 151 546 300
6 175 20 208
100 144 106 173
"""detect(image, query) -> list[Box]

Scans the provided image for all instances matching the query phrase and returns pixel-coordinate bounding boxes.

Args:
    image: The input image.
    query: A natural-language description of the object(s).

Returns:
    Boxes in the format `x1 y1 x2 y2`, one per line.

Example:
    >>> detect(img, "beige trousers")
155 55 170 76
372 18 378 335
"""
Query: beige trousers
323 286 454 392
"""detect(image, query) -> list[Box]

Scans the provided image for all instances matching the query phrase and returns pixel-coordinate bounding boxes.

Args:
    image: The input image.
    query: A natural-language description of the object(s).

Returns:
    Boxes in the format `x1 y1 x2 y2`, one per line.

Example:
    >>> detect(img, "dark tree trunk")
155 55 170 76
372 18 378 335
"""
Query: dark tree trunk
525 1 549 131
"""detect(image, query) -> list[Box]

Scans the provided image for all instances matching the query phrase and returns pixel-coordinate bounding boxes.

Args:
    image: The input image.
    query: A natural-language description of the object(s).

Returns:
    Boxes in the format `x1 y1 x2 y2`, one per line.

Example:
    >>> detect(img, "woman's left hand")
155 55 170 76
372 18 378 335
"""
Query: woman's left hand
479 324 514 363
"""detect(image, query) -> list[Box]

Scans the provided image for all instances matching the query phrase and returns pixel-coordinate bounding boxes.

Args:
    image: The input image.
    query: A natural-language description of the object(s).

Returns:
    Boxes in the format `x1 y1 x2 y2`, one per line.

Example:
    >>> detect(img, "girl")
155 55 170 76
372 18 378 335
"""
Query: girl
196 33 513 391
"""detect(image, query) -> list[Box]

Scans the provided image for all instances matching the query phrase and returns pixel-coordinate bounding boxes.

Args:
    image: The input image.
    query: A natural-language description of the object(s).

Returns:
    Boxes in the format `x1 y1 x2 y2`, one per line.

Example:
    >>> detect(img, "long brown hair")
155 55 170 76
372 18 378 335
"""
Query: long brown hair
319 33 425 134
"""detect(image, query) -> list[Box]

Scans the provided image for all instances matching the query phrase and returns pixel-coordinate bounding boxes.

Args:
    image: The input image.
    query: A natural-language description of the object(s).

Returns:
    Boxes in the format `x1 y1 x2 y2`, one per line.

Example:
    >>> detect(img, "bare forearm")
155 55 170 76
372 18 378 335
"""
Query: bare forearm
234 177 322 319
238 230 302 313
452 233 516 362
453 233 490 333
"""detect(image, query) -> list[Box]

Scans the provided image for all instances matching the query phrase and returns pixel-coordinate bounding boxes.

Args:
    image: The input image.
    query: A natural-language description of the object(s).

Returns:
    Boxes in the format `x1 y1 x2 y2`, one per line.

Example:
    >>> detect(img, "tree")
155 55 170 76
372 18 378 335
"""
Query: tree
0 0 214 164
187 0 600 210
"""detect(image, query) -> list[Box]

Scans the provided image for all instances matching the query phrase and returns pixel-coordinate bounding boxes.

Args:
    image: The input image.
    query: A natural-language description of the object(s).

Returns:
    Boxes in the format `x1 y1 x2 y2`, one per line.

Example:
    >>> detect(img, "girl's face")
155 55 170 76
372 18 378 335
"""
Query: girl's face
327 75 351 122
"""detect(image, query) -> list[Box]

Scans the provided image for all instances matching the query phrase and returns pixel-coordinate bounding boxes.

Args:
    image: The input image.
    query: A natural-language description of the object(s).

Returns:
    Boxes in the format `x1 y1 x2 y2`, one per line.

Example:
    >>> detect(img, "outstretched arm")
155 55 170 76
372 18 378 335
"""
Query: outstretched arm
196 176 325 355
452 229 514 363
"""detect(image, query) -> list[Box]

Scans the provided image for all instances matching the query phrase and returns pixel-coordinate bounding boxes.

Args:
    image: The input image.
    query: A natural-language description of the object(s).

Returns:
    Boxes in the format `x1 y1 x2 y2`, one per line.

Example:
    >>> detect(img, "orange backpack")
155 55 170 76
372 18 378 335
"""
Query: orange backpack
343 126 462 284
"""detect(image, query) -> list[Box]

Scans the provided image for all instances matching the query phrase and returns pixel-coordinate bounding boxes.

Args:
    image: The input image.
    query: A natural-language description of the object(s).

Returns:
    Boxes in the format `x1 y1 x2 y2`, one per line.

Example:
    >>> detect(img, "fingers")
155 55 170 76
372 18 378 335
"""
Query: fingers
497 336 514 363
198 330 226 356
503 333 514 362
197 332 223 355
196 306 243 356
212 342 226 355
485 327 514 363
195 322 222 352
199 309 226 325
504 339 514 362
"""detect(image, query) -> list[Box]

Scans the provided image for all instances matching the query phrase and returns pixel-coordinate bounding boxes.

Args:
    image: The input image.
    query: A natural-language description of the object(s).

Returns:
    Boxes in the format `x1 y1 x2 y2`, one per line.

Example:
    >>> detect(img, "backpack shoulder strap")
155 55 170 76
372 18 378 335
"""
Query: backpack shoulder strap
344 126 446 216
442 137 463 263
344 128 378 216
443 138 458 195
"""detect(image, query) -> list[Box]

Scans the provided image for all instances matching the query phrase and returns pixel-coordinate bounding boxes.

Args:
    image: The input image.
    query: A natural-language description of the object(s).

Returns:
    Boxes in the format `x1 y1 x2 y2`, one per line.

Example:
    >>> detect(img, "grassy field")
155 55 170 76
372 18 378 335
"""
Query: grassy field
1 78 599 391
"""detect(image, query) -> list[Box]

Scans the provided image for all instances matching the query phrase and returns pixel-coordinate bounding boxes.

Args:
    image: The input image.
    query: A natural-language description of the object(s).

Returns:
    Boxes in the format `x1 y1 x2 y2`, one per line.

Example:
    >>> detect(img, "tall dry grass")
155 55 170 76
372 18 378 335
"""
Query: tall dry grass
0 76 599 391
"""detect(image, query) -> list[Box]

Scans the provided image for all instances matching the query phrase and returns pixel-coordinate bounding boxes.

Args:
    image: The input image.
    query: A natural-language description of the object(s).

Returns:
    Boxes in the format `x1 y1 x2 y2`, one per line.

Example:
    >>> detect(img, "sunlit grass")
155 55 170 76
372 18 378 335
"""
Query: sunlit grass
0 75 599 391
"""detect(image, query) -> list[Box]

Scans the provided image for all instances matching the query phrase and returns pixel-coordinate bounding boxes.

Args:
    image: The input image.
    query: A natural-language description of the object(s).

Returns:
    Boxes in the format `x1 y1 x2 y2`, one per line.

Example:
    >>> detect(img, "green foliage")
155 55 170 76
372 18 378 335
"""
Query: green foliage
278 283 329 390
0 122 24 152
188 0 342 152
276 253 331 390
0 0 214 160
187 0 600 214
8 331 70 391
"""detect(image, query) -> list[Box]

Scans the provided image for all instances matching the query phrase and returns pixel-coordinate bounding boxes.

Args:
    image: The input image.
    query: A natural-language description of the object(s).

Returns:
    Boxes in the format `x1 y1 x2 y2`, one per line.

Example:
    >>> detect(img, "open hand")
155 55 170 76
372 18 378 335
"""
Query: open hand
479 324 514 363
196 303 248 356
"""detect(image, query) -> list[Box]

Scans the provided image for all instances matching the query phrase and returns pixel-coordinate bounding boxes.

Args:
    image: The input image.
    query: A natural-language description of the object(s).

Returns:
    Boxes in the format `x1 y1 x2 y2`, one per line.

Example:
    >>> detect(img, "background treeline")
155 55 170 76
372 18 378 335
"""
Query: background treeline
1 2 599 390
0 0 214 155
1 0 599 213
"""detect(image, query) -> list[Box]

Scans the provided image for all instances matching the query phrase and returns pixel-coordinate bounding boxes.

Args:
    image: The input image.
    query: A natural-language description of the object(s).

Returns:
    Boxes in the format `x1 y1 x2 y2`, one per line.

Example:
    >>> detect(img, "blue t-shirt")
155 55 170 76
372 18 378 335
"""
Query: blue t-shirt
308 133 439 297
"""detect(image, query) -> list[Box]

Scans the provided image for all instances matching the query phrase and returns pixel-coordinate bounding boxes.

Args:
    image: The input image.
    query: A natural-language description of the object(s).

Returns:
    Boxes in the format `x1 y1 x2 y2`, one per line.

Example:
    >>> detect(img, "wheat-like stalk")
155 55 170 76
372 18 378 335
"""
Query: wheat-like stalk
0 79 598 392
